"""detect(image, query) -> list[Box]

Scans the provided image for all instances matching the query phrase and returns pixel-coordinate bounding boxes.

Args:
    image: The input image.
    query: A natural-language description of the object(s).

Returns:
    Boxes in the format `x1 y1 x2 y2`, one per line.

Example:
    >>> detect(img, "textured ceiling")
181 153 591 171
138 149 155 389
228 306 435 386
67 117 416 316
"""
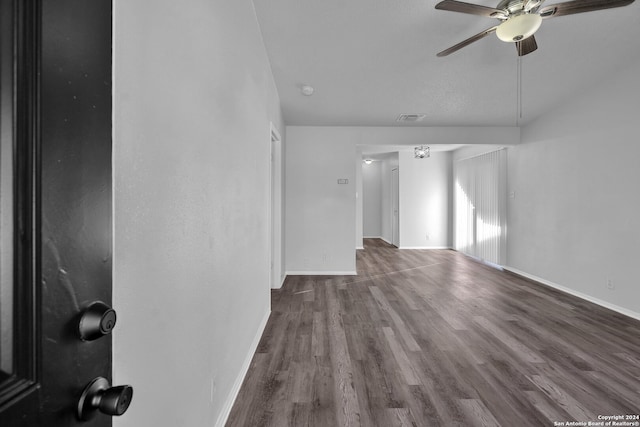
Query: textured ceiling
252 0 640 127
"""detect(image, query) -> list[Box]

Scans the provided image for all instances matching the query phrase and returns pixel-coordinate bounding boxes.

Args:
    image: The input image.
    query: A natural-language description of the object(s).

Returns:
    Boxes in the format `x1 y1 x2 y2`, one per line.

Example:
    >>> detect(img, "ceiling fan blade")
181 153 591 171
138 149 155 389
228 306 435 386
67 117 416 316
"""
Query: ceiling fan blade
516 35 538 56
435 0 507 18
538 0 635 18
437 26 498 57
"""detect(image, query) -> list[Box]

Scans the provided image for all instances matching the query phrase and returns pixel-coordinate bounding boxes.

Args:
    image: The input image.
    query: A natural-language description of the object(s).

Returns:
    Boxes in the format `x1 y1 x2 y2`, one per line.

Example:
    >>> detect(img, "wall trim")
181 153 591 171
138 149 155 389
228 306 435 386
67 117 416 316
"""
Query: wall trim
363 236 393 245
356 246 364 250
215 309 271 427
271 274 286 290
399 246 451 250
503 266 640 322
285 270 357 276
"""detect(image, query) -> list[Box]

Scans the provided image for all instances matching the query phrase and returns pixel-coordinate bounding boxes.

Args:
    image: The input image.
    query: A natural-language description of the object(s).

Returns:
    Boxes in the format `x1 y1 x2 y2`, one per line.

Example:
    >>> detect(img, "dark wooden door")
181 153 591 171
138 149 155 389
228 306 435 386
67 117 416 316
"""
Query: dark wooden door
0 0 116 425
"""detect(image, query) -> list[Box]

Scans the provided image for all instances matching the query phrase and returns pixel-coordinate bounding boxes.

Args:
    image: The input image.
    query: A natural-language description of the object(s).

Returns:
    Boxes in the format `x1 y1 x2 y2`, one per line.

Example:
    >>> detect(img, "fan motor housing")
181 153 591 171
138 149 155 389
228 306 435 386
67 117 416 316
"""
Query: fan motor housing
496 0 527 14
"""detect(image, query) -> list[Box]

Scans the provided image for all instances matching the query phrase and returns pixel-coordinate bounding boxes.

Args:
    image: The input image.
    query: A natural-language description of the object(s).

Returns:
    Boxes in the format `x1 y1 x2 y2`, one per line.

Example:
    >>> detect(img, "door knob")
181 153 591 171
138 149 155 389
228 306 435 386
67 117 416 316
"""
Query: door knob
77 377 133 420
78 301 117 341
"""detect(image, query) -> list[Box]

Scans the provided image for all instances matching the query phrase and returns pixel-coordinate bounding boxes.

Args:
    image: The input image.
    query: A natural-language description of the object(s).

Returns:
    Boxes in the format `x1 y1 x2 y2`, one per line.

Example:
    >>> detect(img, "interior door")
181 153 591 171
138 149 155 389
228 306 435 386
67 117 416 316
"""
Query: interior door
391 167 399 247
0 1 128 425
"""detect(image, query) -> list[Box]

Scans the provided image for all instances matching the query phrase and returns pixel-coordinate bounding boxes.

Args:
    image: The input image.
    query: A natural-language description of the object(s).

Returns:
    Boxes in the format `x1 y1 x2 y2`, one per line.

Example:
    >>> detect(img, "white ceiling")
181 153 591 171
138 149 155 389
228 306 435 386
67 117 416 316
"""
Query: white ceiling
253 0 640 127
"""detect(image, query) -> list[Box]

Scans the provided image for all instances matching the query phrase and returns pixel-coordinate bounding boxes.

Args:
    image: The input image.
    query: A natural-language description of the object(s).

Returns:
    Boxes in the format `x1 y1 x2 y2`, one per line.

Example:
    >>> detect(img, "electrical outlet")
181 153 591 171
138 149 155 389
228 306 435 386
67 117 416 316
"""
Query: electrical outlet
606 279 615 290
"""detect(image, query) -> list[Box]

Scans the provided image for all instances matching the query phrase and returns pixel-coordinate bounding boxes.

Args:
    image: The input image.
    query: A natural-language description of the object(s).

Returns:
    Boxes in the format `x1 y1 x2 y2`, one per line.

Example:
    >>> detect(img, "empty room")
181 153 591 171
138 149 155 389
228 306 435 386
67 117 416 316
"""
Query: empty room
1 0 638 426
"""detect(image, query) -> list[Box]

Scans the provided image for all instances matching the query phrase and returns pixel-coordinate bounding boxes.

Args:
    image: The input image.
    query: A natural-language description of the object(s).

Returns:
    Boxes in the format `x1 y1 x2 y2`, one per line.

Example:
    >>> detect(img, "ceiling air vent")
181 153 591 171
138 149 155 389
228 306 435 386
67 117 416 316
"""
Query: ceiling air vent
396 114 426 122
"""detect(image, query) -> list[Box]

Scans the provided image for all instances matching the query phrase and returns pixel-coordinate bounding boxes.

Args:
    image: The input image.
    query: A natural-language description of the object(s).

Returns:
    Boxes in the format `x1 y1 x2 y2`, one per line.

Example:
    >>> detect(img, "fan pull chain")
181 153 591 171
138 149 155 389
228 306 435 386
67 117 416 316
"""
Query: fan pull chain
516 55 522 125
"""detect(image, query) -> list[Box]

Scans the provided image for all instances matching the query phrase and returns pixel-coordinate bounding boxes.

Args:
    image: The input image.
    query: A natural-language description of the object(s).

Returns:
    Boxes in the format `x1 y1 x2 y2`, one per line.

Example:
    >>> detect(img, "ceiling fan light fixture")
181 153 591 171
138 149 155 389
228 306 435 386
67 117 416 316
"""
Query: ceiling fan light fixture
414 146 430 159
496 13 542 42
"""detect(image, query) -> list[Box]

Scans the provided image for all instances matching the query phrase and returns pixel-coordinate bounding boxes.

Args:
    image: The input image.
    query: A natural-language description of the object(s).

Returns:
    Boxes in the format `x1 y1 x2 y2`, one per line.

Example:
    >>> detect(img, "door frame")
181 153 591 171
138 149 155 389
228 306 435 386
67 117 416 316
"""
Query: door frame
269 123 282 289
391 167 399 248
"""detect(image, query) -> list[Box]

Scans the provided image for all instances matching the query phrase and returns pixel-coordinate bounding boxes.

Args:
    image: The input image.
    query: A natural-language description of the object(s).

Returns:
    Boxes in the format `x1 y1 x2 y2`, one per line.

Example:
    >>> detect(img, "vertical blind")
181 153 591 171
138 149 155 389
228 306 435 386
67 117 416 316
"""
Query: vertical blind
454 149 507 266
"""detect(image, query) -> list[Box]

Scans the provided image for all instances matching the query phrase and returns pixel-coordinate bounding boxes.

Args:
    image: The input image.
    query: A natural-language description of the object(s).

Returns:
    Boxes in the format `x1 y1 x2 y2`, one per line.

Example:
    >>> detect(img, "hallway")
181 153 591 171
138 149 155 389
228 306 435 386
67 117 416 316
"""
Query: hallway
227 239 640 426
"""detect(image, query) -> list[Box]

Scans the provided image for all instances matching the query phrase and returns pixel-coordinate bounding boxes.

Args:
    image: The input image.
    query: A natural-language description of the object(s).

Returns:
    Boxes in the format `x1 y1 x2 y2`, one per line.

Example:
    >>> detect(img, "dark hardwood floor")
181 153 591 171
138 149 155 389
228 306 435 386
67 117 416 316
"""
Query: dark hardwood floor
226 238 640 426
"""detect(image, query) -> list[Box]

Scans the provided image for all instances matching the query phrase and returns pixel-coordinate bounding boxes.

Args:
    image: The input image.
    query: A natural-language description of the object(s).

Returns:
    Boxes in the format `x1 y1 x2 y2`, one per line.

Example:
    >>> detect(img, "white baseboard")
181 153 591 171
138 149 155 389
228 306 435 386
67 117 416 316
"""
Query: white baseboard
271 274 287 289
399 246 451 250
503 266 640 322
215 309 271 427
356 246 364 250
285 270 357 276
363 236 393 245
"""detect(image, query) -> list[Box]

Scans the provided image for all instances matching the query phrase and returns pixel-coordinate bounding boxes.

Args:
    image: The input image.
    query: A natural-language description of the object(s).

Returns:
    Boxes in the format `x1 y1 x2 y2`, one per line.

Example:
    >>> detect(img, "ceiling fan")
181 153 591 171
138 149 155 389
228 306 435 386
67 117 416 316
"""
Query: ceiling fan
435 0 636 57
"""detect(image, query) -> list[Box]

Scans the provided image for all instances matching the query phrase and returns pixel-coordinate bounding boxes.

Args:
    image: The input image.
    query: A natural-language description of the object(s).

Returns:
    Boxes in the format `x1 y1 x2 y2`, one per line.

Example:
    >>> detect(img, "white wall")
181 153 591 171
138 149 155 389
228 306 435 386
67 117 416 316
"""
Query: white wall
398 151 452 249
362 161 383 237
113 1 284 426
507 56 640 318
285 127 357 274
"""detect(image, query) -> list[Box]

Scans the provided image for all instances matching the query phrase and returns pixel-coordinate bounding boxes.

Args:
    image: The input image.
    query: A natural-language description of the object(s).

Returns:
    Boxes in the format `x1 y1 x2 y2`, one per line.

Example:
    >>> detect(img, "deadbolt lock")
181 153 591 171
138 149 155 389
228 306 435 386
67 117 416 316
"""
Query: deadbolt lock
78 301 117 341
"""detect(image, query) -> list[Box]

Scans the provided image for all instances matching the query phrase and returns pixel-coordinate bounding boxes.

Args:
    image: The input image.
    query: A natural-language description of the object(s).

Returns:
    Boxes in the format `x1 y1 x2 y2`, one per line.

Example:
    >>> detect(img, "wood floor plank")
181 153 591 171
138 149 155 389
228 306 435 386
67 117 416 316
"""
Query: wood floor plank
390 282 420 311
226 239 640 427
473 315 545 364
458 399 501 427
459 368 539 427
326 283 362 426
523 390 572 425
469 358 551 427
287 361 313 403
405 385 443 425
311 311 328 358
527 374 595 421
382 327 421 386
383 407 418 427
310 362 338 426
369 286 421 352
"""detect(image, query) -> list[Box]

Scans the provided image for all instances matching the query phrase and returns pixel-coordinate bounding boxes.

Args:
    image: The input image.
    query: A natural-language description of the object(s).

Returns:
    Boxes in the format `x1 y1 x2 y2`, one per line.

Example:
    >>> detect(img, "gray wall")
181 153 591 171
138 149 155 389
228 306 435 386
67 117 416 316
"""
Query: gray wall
363 161 383 237
506 57 640 318
398 151 452 249
113 1 284 425
285 127 358 274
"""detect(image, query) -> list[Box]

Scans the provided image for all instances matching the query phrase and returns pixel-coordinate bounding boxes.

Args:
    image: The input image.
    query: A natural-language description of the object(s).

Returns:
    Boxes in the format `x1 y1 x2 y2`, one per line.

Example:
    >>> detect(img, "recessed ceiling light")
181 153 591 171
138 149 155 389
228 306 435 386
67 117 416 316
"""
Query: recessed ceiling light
364 159 373 164
301 85 314 96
